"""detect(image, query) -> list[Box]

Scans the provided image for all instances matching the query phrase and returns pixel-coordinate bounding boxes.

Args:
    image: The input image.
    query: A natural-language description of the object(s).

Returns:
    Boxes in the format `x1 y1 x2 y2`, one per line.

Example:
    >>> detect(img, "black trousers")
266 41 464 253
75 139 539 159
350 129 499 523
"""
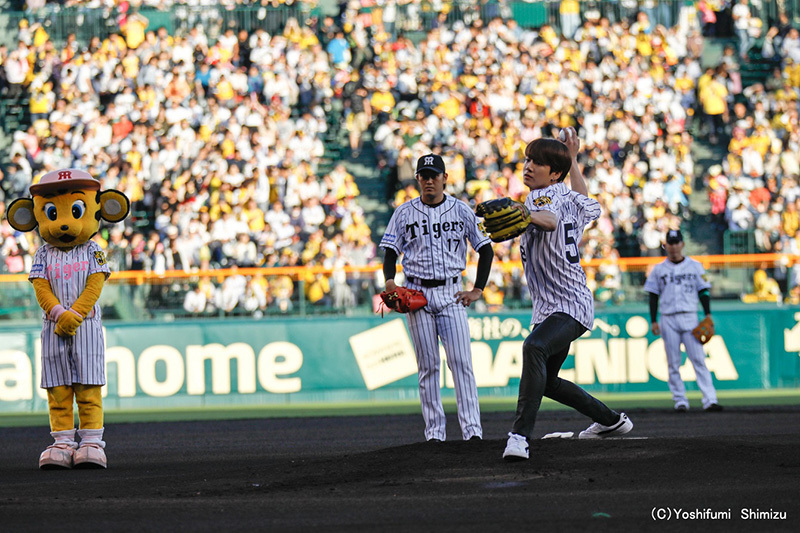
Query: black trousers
511 313 619 439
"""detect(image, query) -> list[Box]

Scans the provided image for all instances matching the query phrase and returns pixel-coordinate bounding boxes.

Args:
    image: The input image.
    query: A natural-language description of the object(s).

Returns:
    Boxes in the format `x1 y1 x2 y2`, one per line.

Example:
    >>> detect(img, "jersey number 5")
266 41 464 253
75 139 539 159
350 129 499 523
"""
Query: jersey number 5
564 223 580 264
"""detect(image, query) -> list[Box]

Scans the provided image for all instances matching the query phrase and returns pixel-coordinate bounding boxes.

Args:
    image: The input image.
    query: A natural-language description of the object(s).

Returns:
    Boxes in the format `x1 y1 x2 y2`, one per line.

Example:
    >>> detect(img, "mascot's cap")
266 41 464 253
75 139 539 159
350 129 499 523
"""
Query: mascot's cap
30 168 101 195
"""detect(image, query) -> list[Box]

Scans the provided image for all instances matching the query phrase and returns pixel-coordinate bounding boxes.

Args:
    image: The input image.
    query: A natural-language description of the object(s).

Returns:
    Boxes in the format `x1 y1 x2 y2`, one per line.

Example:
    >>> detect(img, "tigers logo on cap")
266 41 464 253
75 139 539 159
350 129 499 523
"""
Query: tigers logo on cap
666 229 683 244
416 154 446 174
29 168 101 196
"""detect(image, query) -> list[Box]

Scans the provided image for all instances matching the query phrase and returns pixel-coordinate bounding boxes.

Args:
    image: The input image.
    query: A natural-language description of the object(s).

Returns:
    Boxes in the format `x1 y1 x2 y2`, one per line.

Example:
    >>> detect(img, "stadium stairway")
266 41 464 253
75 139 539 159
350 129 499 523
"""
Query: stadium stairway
314 0 389 237
682 37 776 297
685 124 727 257
0 0 20 49
682 36 773 258
0 97 29 161
319 104 392 237
346 136 392 236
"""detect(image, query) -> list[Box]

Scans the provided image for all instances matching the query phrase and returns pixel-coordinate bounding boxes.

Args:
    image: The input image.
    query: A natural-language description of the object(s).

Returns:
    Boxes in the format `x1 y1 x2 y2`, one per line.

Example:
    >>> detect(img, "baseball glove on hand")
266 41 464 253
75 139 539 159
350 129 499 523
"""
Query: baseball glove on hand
379 287 428 314
475 198 530 242
692 316 715 344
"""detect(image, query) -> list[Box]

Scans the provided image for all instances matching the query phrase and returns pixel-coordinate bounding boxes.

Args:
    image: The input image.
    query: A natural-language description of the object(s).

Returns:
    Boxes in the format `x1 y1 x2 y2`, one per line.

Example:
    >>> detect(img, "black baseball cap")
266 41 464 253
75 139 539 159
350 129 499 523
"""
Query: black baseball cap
666 229 683 244
416 154 446 174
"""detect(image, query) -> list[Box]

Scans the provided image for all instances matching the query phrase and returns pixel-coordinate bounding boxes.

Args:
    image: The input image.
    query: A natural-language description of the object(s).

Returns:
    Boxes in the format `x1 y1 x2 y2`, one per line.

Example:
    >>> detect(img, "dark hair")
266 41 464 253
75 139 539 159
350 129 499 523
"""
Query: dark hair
524 138 572 181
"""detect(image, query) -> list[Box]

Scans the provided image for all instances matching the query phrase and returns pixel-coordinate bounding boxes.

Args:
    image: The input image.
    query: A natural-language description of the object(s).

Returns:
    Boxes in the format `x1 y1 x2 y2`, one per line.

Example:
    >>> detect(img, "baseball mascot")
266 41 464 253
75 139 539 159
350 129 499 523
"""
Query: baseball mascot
6 168 130 469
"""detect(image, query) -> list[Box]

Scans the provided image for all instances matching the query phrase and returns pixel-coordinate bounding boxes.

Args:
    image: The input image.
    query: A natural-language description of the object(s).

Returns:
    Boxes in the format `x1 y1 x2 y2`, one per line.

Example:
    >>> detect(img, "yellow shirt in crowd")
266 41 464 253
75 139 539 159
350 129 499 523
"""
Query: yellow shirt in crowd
124 16 148 49
700 79 728 116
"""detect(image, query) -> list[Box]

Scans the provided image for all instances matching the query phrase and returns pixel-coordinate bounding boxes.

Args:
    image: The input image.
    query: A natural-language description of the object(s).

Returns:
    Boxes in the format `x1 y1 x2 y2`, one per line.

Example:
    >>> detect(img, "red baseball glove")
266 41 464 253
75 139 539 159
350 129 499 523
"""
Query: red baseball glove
379 287 428 314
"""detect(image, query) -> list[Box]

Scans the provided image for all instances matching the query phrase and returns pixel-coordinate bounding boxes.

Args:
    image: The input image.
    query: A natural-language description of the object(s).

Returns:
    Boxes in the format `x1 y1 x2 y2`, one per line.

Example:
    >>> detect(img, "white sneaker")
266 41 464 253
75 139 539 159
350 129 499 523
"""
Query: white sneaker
502 433 529 461
579 413 633 439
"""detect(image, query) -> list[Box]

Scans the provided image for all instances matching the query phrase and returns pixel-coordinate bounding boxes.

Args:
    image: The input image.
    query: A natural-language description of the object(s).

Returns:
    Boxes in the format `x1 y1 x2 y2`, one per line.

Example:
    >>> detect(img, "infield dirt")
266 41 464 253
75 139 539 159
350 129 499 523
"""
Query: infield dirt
2 406 798 532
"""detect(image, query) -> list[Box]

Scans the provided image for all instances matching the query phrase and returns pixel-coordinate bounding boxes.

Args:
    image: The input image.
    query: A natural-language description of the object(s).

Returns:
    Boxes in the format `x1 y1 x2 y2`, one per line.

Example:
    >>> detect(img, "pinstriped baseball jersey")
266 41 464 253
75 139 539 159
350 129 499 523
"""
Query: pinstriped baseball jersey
643 258 711 315
521 182 601 330
380 196 491 278
29 241 110 387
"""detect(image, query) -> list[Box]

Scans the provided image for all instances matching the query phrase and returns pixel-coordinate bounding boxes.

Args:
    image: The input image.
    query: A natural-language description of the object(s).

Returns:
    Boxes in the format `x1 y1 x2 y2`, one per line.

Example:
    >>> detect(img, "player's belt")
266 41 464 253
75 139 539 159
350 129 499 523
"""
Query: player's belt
407 276 459 287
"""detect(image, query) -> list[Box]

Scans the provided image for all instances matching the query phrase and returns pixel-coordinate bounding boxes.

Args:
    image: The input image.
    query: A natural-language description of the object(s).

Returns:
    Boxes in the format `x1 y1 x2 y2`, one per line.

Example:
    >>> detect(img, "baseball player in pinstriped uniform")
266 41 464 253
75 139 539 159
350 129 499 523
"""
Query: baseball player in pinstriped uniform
6 168 129 469
644 229 722 412
380 154 494 442
503 129 633 461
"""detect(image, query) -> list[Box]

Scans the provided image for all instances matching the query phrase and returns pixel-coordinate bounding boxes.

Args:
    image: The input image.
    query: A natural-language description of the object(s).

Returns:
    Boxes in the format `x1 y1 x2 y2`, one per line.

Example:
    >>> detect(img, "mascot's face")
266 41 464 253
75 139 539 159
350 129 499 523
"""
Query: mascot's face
33 189 102 248
6 168 130 250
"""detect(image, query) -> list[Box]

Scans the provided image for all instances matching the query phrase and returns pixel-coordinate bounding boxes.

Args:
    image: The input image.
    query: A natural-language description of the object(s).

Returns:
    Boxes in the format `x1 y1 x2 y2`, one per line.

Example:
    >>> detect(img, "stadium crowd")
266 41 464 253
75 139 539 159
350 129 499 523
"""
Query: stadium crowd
0 0 798 314
357 3 708 306
701 9 800 300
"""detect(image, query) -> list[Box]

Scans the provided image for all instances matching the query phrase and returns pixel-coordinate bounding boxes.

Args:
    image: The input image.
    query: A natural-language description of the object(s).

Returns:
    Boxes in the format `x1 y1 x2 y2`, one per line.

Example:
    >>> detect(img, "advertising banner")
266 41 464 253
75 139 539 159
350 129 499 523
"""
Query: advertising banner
2 306 800 414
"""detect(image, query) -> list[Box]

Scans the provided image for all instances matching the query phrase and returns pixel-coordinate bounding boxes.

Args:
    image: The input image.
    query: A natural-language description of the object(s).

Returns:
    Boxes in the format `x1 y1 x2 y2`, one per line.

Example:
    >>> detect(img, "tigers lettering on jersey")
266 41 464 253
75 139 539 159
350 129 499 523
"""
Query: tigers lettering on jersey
644 257 711 315
380 196 490 279
658 272 701 285
47 261 90 280
30 241 111 316
404 219 466 239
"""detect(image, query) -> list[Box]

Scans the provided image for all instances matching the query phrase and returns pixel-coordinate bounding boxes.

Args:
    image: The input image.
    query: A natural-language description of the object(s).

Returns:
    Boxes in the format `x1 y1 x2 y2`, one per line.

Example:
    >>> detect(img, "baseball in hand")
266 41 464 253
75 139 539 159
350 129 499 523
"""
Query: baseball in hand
558 128 569 142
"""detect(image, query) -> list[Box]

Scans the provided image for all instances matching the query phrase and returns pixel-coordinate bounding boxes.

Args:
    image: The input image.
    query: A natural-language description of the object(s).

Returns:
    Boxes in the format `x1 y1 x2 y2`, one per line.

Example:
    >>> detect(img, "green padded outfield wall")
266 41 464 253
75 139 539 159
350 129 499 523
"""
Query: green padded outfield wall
2 306 800 413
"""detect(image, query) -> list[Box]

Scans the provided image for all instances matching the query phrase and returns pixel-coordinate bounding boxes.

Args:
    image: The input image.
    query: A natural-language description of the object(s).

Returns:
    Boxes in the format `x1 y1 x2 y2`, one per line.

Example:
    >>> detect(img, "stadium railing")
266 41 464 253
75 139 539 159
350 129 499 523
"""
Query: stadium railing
0 3 312 48
4 1 799 49
724 229 757 255
1 252 796 321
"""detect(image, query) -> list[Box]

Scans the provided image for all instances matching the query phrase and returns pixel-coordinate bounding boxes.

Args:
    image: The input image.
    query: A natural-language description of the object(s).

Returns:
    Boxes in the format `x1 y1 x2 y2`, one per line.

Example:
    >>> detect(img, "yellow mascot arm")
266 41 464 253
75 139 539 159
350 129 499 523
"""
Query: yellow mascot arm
32 278 61 315
32 277 82 338
53 273 104 338
55 312 82 338
71 272 106 318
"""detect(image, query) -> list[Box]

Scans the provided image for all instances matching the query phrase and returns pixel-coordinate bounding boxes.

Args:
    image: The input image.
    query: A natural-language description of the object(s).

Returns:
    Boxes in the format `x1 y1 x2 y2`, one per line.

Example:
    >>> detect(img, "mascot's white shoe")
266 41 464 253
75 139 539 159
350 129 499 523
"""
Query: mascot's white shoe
39 444 75 470
73 444 107 469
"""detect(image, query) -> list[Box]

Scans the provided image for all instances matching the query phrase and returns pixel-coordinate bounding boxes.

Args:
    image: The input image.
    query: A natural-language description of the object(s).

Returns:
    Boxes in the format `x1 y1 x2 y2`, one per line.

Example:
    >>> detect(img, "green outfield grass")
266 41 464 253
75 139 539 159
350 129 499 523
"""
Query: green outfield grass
1 389 799 427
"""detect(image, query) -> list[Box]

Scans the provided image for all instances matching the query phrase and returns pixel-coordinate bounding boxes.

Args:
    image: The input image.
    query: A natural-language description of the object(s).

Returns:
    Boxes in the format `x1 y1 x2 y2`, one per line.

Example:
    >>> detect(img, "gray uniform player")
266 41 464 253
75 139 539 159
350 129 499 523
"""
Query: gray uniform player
644 229 722 412
503 129 633 461
380 154 494 442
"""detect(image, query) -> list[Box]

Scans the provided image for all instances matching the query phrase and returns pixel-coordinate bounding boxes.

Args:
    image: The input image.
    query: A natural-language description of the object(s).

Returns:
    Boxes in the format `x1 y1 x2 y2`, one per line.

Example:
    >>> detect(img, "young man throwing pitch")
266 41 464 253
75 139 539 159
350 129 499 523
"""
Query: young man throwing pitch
476 128 633 461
